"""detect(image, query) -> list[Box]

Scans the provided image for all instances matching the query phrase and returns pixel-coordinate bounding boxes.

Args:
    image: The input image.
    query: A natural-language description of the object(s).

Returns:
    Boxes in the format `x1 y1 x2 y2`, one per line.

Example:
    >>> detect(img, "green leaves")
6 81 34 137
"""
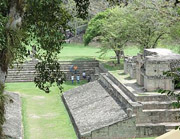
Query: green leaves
74 0 90 19
34 60 65 93
128 0 178 50
83 9 110 45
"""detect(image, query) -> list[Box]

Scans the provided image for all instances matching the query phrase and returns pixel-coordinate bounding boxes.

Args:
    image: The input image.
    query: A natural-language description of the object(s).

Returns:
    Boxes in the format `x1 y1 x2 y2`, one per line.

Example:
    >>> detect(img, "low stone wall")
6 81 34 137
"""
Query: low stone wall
144 76 174 91
136 124 165 138
3 92 23 139
99 73 142 113
107 72 136 101
82 116 136 139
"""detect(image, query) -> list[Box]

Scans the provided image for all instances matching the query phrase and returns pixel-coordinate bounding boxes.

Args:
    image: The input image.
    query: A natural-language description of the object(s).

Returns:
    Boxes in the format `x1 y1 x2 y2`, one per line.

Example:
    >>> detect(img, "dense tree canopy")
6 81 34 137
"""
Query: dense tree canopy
0 0 91 137
100 7 133 64
84 0 180 63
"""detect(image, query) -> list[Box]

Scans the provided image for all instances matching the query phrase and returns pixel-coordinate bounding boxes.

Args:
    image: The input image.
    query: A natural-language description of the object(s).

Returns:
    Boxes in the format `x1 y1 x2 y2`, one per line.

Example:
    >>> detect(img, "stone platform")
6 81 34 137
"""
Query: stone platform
6 60 99 82
62 65 180 139
110 70 180 130
62 81 136 139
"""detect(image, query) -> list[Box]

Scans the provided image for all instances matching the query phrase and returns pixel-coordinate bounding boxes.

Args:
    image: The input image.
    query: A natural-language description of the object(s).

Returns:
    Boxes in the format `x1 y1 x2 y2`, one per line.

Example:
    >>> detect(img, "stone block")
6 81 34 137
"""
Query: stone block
91 127 109 139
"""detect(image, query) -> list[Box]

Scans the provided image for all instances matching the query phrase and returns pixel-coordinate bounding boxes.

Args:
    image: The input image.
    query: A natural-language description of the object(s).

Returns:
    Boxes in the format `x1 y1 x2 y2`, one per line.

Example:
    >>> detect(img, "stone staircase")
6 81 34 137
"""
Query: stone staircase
6 59 99 82
98 71 180 138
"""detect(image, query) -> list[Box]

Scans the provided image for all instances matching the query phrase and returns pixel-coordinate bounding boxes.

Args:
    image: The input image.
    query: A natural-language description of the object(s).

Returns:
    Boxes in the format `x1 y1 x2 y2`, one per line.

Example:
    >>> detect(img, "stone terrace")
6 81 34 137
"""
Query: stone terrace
63 61 180 139
6 59 99 82
111 70 180 128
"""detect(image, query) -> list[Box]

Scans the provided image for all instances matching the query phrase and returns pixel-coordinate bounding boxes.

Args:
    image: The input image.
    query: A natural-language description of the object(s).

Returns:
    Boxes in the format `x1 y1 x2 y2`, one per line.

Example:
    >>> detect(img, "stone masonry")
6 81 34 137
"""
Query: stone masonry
4 50 180 138
63 51 180 138
3 92 23 139
6 59 99 82
62 80 137 139
125 48 180 91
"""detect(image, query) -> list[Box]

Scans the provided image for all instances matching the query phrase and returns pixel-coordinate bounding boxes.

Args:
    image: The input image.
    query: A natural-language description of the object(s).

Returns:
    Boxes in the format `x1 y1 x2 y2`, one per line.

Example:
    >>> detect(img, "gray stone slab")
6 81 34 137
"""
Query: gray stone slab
3 92 23 139
63 80 127 135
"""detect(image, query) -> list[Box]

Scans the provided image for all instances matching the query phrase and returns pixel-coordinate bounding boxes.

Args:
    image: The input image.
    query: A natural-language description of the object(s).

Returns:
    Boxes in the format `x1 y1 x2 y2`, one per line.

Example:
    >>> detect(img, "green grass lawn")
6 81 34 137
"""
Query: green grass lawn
6 81 87 139
59 43 140 61
5 81 156 139
6 43 175 139
59 43 180 61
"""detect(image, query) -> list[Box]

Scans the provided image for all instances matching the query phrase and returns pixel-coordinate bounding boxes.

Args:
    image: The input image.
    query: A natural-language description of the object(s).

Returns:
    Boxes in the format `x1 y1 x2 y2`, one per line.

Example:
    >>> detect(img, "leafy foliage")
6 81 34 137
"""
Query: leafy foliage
34 61 65 93
128 0 179 51
74 0 90 19
100 6 133 64
0 0 91 136
83 9 110 46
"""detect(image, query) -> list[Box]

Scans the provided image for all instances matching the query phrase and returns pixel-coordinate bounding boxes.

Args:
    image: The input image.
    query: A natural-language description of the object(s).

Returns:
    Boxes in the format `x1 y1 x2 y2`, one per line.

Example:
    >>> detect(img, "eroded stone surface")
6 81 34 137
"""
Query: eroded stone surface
125 48 180 91
3 92 23 139
63 80 127 136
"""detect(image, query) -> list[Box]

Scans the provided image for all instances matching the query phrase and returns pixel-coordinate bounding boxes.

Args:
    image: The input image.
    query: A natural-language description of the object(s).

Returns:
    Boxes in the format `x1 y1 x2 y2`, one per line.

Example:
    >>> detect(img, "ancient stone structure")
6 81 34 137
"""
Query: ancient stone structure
125 48 180 91
5 50 180 138
124 56 137 79
6 60 99 82
62 81 137 139
63 49 180 139
3 92 23 139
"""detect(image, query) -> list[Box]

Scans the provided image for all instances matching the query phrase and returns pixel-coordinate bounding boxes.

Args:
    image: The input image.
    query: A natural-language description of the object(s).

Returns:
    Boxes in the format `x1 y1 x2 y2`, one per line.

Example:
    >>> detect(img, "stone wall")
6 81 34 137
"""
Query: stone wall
6 60 99 82
3 92 23 139
125 48 180 91
62 60 175 139
82 116 136 139
144 76 174 91
124 56 137 78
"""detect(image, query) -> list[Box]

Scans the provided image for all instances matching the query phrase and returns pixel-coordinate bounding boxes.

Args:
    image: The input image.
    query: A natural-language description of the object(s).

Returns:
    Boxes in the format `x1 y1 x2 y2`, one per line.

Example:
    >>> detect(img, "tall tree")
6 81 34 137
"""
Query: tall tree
0 0 89 137
129 0 179 51
100 6 133 64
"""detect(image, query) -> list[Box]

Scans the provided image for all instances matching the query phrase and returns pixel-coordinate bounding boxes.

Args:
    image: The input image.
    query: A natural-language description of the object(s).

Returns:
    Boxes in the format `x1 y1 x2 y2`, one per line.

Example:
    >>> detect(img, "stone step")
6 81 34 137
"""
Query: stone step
9 65 97 69
136 123 166 138
99 73 142 113
7 78 35 80
137 94 174 102
6 80 33 82
8 68 95 72
9 63 99 67
8 68 35 71
141 101 175 109
8 71 36 74
142 109 180 123
107 72 137 101
137 122 180 131
7 78 34 81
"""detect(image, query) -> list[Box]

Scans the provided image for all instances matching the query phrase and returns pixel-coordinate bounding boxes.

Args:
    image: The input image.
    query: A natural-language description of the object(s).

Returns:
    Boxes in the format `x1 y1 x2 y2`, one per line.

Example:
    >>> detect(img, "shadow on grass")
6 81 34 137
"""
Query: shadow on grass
118 72 126 75
102 59 124 71
71 57 96 61
124 77 132 80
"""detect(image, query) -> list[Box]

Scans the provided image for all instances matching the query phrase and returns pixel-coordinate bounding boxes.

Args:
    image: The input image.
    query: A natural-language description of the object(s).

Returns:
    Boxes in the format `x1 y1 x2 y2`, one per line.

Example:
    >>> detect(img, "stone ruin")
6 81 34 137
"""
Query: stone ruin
5 48 180 139
124 48 180 91
62 48 180 139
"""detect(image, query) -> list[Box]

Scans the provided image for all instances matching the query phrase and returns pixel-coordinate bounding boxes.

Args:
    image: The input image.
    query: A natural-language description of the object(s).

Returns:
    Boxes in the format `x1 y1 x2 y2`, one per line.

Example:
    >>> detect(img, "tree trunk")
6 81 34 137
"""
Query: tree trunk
7 1 22 30
115 50 120 64
0 0 22 136
0 68 6 86
0 67 6 137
